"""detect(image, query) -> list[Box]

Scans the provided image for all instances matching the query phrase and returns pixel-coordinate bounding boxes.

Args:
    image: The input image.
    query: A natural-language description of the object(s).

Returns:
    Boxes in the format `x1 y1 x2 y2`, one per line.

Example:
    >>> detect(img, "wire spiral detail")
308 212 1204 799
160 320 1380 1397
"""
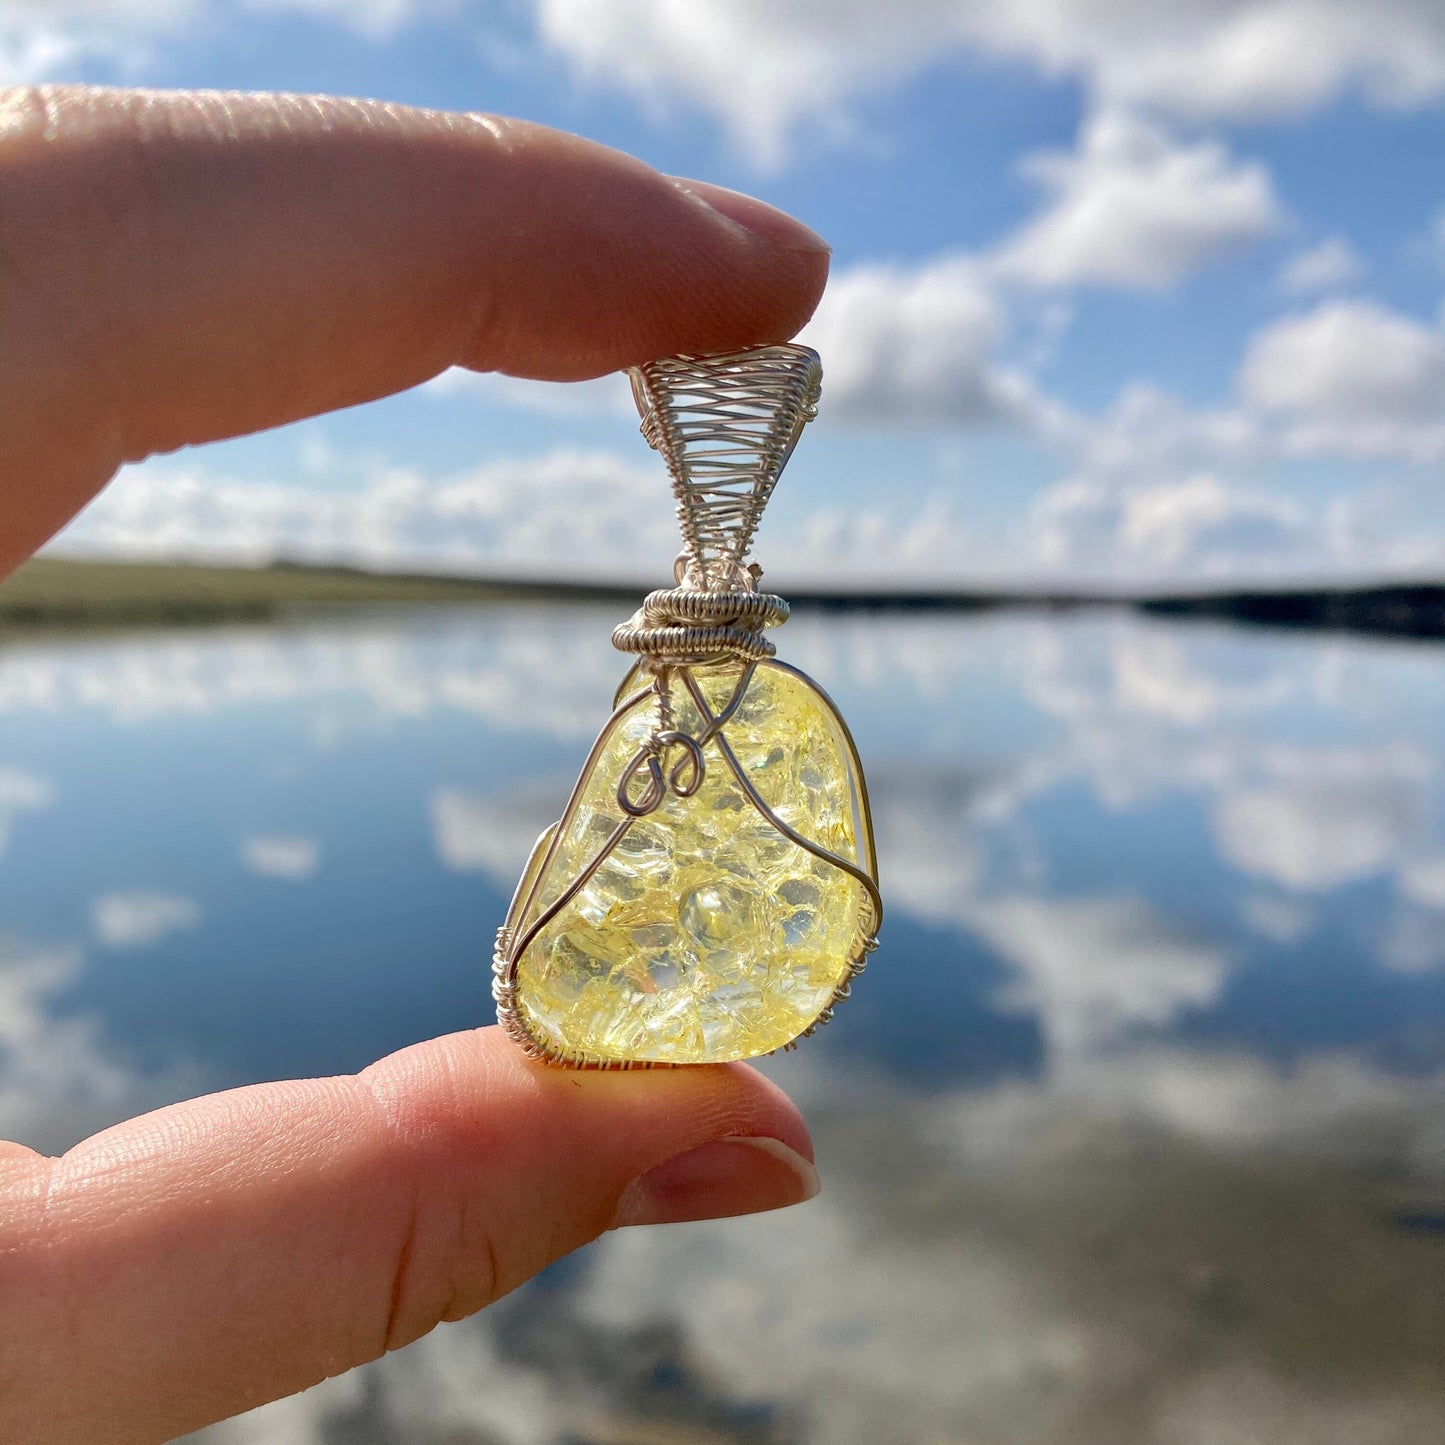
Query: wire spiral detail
618 343 820 664
629 344 821 589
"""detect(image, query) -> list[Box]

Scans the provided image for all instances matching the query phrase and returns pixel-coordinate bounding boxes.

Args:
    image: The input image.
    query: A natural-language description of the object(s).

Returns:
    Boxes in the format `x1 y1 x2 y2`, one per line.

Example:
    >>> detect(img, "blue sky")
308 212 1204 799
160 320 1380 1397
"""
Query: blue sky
10 1 1445 588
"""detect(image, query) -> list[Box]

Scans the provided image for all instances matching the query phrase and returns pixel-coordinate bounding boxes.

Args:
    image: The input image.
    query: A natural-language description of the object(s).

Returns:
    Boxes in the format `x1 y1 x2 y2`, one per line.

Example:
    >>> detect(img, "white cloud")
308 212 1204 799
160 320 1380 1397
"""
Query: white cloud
0 766 54 858
1278 236 1367 294
429 785 556 880
92 891 201 948
0 944 110 1139
784 494 999 584
240 834 320 881
800 255 1041 425
0 939 204 1153
421 368 634 419
0 1 200 84
1240 893 1312 944
1114 476 1300 569
0 0 454 84
975 895 1228 1059
1017 1 1445 123
1010 620 1445 913
1031 473 1306 581
54 446 1013 587
241 0 458 41
0 610 629 742
1237 299 1445 460
867 766 982 930
1062 383 1264 486
1399 854 1445 909
1015 640 1321 824
760 144 1273 438
1242 300 1445 417
48 434 1439 599
534 1 1445 168
993 109 1283 290
1050 1048 1441 1160
761 111 1272 465
1095 627 1295 728
1214 745 1430 892
532 0 959 170
573 1043 1445 1445
1382 906 1445 975
35 290 1445 592
10 1 1445 176
1019 337 1445 584
11 10 1436 589
1324 479 1445 578
1040 384 1265 520
56 449 678 582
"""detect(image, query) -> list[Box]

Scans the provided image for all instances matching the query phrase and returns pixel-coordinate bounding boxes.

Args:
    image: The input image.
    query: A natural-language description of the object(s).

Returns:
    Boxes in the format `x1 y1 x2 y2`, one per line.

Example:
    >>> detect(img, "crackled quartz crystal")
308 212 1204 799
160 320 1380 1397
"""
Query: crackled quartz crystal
509 660 872 1064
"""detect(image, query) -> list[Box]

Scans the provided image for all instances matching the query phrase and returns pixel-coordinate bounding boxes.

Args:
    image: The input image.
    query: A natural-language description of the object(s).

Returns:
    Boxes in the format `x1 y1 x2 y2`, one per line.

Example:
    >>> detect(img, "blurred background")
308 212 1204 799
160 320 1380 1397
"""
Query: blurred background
3 4 1445 1442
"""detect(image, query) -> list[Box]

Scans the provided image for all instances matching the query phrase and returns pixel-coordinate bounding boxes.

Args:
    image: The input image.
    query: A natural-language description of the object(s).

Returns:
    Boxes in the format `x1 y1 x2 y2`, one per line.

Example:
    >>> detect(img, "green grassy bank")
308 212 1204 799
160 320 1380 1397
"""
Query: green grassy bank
0 557 637 627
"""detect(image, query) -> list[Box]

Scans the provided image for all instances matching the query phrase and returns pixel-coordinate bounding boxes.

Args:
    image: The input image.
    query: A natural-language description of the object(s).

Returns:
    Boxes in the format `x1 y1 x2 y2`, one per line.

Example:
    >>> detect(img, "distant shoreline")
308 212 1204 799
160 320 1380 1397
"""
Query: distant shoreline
3 556 1443 641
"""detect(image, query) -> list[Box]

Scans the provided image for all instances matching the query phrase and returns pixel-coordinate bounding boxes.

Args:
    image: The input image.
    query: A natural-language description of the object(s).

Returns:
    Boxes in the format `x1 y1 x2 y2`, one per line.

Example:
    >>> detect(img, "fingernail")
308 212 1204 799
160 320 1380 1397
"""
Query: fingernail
611 1136 821 1229
672 177 831 254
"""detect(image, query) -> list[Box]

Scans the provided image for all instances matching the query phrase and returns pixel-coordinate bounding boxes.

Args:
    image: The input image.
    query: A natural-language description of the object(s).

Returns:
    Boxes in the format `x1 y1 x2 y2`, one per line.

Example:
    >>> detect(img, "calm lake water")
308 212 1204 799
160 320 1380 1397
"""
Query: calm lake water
3 603 1444 1443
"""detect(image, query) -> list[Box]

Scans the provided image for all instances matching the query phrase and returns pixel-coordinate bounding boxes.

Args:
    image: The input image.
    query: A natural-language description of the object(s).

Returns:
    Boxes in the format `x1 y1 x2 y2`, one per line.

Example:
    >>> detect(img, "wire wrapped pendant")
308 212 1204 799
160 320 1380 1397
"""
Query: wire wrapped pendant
494 343 882 1066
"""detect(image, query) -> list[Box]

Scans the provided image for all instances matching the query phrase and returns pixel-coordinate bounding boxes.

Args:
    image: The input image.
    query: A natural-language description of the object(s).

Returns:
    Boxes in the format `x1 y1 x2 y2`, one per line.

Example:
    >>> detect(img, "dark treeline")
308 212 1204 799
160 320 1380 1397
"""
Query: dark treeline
789 583 1445 642
3 560 1443 643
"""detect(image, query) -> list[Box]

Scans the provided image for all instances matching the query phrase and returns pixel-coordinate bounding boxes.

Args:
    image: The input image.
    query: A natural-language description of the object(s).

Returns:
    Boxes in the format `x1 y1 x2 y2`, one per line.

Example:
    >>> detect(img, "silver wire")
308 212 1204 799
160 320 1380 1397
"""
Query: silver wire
629 343 821 588
493 344 881 1070
616 343 818 666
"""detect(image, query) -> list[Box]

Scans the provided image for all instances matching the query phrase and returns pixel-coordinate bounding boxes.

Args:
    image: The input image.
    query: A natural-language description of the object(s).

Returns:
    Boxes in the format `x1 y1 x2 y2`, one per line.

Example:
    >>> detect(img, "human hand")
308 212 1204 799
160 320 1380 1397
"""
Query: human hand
0 86 829 1443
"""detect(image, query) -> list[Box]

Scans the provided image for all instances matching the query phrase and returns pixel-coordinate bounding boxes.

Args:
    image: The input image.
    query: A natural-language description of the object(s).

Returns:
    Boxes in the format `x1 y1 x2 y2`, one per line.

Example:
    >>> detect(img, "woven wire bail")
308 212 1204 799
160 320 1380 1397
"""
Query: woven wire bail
629 344 822 592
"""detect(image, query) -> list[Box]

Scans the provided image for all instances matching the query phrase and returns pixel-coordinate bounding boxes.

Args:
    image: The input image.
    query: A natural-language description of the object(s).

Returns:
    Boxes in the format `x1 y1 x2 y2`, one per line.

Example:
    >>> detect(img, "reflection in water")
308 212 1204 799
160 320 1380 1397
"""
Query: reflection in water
2 605 1444 1443
240 835 321 881
0 766 53 859
0 939 203 1154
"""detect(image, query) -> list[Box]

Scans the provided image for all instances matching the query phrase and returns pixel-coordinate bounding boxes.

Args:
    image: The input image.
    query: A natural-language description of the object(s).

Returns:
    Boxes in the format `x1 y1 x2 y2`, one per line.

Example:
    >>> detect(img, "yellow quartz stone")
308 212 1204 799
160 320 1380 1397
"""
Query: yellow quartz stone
502 659 877 1064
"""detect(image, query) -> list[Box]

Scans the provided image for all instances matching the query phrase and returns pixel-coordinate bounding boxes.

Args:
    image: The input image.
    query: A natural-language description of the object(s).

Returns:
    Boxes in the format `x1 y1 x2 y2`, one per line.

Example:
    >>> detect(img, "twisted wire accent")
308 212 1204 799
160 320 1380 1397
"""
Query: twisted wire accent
630 345 822 588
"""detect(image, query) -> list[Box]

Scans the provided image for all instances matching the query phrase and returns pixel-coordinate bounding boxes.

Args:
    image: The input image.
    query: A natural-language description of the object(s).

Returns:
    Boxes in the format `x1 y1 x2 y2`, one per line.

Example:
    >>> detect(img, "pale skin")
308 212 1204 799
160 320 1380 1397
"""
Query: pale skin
0 86 831 1444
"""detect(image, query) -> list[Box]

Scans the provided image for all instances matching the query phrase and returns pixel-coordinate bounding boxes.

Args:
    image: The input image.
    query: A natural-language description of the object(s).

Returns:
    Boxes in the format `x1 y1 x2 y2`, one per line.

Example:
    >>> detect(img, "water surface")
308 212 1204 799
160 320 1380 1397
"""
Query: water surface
3 604 1443 1443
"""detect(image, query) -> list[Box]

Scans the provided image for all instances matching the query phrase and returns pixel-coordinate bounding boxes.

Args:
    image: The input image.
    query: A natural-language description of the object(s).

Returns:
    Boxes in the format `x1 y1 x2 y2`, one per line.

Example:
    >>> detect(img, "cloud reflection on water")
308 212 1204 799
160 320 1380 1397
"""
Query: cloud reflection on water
1 605 1443 1443
0 611 626 739
0 939 202 1154
92 891 202 949
239 835 321 882
0 765 53 859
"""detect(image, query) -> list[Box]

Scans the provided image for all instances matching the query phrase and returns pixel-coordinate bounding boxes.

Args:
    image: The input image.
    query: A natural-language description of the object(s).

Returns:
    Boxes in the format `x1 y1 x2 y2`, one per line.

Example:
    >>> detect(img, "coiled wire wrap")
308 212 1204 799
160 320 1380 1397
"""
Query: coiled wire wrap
630 345 822 583
612 585 789 664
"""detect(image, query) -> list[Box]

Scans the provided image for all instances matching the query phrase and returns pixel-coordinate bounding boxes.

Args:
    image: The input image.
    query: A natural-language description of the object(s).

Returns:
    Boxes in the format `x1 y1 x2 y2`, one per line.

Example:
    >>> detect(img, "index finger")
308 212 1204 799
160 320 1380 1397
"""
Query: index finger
0 86 829 572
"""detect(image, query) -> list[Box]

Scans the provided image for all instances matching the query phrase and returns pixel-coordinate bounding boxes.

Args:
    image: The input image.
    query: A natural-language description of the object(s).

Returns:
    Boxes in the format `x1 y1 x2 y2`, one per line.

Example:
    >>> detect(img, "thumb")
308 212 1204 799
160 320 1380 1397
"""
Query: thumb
0 1027 816 1445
